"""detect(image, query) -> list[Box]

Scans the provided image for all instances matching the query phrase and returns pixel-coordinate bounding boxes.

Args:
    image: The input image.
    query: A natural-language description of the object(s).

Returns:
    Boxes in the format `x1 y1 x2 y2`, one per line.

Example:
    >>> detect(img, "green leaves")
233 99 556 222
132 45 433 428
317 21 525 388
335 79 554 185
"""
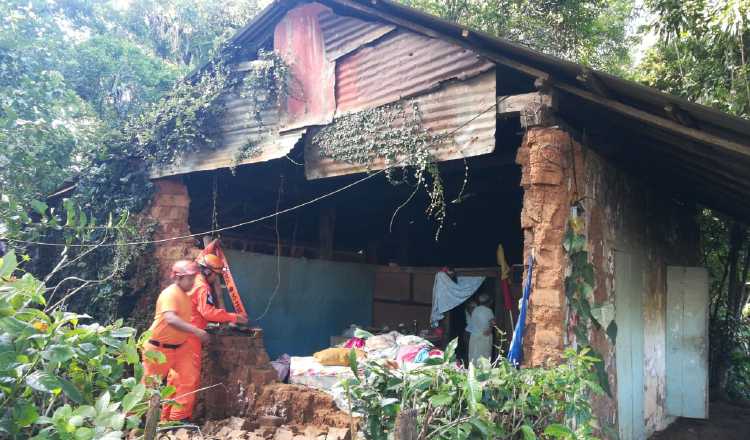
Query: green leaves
520 425 537 440
25 372 62 394
42 345 75 364
121 384 146 412
544 424 574 439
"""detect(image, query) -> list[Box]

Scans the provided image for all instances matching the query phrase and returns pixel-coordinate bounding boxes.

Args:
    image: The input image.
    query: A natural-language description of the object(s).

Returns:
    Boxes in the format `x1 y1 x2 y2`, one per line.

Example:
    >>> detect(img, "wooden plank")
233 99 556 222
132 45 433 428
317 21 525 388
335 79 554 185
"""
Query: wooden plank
615 251 646 440
496 92 553 115
666 266 709 419
556 83 750 158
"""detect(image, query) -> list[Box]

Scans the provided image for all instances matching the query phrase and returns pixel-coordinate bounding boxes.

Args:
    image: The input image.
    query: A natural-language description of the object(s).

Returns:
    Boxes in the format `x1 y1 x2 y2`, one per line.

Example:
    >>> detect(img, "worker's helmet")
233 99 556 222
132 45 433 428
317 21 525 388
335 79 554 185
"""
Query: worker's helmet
171 260 201 278
197 253 224 274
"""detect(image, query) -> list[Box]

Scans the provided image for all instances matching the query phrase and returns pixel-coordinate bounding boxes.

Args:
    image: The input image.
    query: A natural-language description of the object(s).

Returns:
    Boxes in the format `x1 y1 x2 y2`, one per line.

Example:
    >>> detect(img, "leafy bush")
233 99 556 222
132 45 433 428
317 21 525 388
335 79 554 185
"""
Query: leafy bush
0 251 152 439
343 341 603 440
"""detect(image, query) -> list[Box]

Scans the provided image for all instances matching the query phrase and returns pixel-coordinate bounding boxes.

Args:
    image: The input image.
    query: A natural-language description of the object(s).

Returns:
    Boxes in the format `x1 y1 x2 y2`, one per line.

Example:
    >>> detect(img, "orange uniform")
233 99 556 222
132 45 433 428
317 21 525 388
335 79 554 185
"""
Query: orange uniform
141 284 198 421
169 273 241 420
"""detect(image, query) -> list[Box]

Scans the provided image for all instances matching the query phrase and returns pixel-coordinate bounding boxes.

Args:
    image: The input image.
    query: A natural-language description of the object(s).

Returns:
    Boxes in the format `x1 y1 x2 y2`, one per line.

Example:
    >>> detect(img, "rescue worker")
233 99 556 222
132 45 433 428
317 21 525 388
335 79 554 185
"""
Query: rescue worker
141 260 209 421
168 253 248 421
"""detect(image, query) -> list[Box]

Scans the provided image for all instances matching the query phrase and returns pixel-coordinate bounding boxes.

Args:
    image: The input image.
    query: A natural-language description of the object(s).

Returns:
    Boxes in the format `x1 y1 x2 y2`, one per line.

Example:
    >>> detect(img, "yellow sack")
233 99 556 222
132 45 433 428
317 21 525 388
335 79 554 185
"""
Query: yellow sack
313 347 365 366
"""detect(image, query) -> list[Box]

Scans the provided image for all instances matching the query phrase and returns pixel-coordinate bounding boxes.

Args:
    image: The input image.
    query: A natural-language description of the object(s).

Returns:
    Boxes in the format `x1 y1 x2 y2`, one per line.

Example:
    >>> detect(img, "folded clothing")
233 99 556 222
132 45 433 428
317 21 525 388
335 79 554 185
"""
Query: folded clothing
314 347 365 366
365 331 398 352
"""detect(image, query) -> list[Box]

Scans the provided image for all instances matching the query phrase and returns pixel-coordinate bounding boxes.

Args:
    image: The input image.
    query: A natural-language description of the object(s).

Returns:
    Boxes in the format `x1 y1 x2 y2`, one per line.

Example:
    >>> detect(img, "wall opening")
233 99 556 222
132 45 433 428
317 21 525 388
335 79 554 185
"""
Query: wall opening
183 122 524 360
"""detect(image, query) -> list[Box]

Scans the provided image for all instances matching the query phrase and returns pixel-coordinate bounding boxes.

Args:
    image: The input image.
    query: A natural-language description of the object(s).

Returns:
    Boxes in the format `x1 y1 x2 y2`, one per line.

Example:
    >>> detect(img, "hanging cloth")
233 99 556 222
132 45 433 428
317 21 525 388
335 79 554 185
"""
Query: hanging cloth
430 272 485 326
507 254 534 367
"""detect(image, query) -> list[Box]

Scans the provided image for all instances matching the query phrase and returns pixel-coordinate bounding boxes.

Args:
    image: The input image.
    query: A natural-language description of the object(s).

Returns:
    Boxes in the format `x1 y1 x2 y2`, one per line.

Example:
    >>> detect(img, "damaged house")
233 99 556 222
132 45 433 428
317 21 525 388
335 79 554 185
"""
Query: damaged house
129 0 750 438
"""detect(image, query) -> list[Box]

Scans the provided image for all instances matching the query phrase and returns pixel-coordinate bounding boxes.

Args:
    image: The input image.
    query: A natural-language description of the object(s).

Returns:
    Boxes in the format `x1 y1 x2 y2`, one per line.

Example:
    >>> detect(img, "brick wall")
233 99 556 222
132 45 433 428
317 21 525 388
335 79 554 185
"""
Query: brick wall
196 332 277 420
132 177 197 324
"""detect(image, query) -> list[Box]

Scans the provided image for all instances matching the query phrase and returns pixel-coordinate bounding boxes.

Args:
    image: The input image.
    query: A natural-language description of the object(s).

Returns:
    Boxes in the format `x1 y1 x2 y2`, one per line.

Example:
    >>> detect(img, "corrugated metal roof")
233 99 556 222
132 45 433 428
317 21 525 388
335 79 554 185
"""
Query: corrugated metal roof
336 30 494 114
274 2 336 130
149 83 305 178
305 70 496 179
318 9 395 61
183 0 750 219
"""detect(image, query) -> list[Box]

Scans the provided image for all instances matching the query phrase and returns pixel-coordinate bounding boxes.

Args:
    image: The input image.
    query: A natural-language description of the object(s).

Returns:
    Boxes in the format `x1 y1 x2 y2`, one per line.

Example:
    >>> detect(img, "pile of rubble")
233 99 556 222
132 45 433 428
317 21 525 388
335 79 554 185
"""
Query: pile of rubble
161 417 356 440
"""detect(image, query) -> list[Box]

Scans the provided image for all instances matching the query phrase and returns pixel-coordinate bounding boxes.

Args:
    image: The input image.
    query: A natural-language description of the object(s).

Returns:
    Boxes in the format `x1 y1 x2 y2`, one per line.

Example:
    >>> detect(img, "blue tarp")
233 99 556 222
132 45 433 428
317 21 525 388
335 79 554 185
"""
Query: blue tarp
508 255 534 367
223 251 375 359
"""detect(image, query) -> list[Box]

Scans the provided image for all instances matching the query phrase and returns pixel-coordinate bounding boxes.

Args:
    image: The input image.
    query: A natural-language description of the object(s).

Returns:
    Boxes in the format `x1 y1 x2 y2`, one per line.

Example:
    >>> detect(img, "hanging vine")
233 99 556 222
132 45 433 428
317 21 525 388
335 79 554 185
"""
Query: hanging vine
313 101 448 239
231 49 292 173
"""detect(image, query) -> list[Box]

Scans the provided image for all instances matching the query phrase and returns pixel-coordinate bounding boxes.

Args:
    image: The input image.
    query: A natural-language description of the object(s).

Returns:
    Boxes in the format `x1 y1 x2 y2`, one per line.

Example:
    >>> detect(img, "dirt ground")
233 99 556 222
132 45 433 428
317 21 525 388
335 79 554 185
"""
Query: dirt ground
649 401 750 440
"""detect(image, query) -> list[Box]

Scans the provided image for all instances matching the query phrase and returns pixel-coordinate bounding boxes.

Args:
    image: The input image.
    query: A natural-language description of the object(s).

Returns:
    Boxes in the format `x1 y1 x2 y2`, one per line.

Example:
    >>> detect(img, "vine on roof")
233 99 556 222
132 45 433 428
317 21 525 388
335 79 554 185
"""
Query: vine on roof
313 101 448 239
231 49 292 174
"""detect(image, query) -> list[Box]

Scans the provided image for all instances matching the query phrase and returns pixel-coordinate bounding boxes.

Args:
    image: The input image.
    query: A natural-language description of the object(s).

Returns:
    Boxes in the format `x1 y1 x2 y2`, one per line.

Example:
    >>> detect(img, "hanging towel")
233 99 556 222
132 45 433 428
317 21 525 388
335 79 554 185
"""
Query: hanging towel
508 254 534 368
430 272 486 326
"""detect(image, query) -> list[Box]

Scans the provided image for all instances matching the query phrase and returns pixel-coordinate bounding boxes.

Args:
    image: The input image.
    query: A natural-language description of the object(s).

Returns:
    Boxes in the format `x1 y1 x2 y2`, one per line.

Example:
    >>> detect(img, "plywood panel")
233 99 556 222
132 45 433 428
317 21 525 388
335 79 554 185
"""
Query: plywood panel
666 266 709 419
372 301 431 330
413 272 437 304
373 271 410 301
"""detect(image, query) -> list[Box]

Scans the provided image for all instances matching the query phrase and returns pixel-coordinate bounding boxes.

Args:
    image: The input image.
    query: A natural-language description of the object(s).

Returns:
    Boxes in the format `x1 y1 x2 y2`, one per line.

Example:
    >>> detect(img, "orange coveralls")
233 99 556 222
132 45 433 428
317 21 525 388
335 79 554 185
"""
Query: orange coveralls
169 273 240 420
141 284 197 421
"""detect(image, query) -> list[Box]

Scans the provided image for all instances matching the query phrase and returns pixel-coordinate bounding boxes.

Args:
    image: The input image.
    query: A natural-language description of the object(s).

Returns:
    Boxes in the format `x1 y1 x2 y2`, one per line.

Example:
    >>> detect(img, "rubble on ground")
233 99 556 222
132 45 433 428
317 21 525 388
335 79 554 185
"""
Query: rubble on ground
159 383 360 440
159 416 356 440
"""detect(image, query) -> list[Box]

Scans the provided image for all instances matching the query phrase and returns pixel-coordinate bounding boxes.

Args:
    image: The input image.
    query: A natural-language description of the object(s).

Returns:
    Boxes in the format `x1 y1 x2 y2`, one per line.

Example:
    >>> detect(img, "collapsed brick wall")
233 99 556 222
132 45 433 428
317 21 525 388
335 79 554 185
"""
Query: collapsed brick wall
195 333 278 420
517 126 701 436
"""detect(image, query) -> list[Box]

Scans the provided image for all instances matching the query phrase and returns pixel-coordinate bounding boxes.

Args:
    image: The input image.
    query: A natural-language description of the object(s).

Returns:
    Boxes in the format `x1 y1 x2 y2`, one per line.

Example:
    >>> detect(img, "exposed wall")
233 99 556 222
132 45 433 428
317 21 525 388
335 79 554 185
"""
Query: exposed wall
517 126 700 436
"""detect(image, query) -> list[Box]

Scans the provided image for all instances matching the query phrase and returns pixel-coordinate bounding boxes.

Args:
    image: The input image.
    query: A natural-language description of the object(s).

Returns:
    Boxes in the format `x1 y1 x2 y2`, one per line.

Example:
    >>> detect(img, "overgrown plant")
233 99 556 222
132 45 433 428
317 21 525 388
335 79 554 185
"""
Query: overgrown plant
0 251 156 439
343 340 603 440
314 101 448 239
231 49 292 173
562 206 615 396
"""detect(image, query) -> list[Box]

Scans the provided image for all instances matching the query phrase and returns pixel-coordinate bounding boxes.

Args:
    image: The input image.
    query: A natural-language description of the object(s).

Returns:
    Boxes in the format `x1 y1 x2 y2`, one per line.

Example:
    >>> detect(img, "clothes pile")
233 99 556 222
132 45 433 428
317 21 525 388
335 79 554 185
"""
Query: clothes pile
289 330 444 411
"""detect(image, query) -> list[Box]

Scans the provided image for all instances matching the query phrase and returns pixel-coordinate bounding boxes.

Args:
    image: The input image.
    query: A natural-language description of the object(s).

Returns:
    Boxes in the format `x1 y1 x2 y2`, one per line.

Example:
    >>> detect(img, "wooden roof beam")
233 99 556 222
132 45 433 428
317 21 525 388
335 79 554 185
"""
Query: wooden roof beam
555 83 750 158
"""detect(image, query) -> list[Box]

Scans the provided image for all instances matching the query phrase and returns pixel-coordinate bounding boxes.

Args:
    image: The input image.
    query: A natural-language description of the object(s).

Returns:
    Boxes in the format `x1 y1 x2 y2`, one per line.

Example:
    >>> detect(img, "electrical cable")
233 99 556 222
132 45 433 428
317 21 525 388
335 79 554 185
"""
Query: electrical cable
2 97 502 249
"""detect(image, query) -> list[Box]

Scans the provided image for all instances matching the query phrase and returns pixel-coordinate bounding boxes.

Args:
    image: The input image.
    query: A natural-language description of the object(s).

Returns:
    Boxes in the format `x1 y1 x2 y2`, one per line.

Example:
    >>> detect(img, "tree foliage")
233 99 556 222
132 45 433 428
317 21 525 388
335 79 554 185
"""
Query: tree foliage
636 0 750 398
399 0 637 72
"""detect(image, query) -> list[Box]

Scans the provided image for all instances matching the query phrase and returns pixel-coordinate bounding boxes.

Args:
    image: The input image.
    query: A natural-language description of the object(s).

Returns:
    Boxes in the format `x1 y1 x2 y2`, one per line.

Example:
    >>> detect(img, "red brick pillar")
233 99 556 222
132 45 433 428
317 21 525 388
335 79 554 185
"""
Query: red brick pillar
147 177 197 288
516 127 576 365
132 177 196 322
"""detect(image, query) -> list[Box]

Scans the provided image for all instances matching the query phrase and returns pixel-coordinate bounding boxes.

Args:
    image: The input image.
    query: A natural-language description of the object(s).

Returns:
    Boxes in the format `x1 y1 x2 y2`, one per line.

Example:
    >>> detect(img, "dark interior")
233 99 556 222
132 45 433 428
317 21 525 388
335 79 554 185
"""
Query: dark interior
185 120 525 269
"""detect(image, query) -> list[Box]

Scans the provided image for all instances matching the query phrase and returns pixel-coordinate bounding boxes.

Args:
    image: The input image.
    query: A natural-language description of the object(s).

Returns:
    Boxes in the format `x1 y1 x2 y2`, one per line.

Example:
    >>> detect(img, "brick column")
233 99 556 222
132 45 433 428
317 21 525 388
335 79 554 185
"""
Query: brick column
516 127 575 365
131 177 196 323
147 177 197 287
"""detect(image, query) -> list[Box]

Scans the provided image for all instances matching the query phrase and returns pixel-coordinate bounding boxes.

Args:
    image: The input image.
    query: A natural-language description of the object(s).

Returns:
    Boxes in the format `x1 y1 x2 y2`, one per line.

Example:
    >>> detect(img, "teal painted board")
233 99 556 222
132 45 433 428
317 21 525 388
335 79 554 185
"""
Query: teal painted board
615 251 646 440
222 250 376 359
666 266 709 419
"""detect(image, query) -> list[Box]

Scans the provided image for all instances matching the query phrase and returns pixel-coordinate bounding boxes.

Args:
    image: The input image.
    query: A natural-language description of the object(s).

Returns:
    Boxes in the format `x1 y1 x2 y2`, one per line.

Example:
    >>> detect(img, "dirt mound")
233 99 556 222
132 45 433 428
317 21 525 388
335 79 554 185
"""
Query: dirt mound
159 416 354 440
252 383 355 429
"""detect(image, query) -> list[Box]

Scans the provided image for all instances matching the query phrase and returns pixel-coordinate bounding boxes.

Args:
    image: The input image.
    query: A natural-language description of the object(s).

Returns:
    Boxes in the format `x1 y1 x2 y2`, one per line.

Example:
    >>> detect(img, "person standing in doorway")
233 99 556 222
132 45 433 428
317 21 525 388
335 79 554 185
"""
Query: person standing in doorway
141 260 209 422
467 293 495 364
168 253 248 421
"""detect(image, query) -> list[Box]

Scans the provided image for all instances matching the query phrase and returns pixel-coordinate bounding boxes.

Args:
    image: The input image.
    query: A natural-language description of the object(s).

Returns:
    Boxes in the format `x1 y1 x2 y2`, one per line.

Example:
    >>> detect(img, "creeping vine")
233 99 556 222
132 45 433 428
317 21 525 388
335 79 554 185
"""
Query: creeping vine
563 203 617 396
313 101 448 239
230 49 292 173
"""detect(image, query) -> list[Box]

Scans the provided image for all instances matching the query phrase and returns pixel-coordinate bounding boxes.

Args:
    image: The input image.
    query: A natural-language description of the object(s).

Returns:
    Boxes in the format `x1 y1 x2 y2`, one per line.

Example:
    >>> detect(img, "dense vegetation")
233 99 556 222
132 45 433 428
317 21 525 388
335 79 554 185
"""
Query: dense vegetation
0 0 749 437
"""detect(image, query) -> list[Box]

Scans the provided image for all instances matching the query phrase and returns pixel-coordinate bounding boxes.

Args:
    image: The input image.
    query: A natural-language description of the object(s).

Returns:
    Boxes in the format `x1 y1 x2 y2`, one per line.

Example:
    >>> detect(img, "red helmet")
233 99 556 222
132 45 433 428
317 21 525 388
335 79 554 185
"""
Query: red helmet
197 254 224 273
171 260 201 278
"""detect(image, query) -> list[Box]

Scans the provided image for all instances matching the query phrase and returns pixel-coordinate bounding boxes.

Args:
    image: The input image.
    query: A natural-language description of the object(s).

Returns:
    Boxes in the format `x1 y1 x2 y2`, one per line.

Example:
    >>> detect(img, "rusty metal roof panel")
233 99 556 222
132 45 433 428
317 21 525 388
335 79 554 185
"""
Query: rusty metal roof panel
318 9 395 61
335 30 494 114
306 70 496 179
149 84 304 178
274 3 337 130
